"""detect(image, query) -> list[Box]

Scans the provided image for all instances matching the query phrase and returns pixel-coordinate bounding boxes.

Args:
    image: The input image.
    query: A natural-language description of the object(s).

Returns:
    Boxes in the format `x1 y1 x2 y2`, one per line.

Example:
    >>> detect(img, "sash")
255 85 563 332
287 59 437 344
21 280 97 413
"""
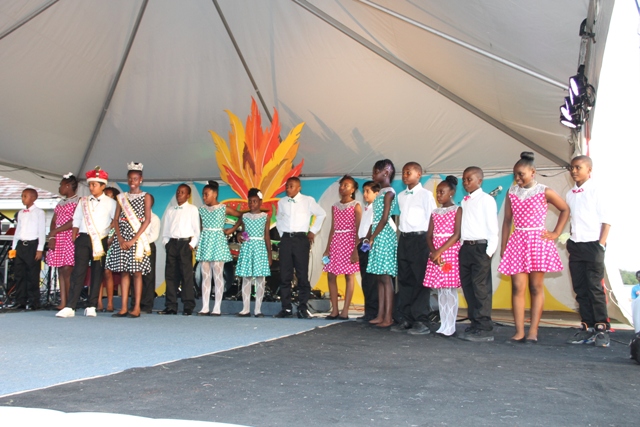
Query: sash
81 197 106 260
117 193 151 262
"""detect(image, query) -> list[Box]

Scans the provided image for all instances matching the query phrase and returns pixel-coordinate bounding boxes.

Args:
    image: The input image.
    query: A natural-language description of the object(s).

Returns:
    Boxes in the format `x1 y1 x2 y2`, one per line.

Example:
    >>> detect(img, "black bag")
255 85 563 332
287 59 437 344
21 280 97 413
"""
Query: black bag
630 335 640 364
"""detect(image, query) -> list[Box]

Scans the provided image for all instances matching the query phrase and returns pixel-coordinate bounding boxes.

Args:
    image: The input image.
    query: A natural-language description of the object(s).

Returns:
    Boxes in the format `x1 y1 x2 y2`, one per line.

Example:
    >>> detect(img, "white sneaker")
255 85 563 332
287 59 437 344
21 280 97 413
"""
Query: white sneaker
84 307 97 317
55 307 75 318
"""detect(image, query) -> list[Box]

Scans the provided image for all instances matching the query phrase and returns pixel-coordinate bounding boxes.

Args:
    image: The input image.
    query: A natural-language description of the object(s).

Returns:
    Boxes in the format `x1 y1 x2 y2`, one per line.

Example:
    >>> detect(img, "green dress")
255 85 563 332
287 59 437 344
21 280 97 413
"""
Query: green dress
235 213 271 277
196 204 232 262
366 187 397 276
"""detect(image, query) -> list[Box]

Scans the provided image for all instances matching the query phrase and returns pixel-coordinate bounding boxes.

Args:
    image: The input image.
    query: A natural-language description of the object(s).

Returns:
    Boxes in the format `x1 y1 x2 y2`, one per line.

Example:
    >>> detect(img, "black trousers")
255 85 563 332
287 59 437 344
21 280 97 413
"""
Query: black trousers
67 234 108 309
358 242 378 319
459 243 493 331
164 239 195 311
279 233 310 311
13 239 41 306
140 242 156 311
396 233 430 324
567 239 609 328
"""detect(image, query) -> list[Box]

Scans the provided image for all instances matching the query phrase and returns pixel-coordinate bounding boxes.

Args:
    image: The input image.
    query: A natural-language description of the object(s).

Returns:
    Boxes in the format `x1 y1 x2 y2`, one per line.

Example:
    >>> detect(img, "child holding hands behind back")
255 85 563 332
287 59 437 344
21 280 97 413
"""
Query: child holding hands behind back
322 175 362 320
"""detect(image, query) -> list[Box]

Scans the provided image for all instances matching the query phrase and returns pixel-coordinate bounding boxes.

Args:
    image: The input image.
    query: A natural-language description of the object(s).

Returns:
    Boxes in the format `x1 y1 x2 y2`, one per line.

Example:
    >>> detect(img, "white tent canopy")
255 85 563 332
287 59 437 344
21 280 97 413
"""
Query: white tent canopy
0 0 614 189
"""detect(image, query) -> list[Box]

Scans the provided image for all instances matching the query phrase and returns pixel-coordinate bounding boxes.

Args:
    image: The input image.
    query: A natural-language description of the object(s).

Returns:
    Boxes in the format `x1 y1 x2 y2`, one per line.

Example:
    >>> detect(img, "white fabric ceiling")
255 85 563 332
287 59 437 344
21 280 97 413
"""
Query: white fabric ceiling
0 0 613 190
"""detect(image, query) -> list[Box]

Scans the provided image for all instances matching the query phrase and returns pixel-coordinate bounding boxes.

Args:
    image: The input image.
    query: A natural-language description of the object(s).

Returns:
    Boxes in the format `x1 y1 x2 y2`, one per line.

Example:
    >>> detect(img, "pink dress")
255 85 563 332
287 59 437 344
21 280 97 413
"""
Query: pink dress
45 196 78 267
423 206 461 288
323 200 360 275
498 184 563 275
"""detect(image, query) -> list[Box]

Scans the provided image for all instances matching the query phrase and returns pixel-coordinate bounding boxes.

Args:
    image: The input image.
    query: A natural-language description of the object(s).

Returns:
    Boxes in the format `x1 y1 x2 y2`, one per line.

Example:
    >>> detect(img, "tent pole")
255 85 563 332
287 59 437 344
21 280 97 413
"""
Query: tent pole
292 0 569 168
0 0 59 42
212 0 274 124
77 0 149 176
356 0 568 90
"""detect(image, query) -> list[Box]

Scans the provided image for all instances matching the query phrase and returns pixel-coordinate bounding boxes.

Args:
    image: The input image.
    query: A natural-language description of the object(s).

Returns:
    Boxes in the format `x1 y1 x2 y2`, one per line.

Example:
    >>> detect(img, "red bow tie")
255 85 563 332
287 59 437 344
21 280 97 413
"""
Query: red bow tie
463 196 471 201
572 188 584 194
23 209 30 213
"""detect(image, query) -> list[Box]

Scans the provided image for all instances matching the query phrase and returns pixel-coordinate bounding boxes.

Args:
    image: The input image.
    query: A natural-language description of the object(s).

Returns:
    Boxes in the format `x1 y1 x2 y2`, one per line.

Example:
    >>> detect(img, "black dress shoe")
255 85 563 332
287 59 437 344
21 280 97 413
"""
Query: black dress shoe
182 309 193 316
254 313 264 318
390 321 412 333
127 312 140 318
236 312 250 317
325 314 339 320
111 312 128 318
297 309 312 319
158 308 177 315
25 304 39 311
5 303 26 310
274 309 293 318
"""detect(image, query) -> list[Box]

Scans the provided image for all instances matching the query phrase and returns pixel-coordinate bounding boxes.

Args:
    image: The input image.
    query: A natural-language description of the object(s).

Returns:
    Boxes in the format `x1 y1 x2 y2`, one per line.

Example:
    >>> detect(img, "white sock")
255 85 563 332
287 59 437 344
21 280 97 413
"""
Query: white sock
436 288 459 336
212 262 224 314
254 277 265 315
241 277 252 314
200 262 212 313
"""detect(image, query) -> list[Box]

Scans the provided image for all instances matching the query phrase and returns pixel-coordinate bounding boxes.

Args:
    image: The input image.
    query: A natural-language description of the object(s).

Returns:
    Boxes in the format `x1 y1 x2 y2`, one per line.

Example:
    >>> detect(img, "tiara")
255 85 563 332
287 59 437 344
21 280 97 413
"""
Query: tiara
62 172 74 179
256 191 263 199
127 162 143 171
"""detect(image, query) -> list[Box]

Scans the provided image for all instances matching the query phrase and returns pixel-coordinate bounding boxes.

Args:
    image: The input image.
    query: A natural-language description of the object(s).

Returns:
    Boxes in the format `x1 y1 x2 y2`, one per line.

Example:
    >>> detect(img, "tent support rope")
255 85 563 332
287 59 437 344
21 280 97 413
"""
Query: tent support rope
0 0 59 42
212 0 274 124
77 0 149 176
292 0 569 168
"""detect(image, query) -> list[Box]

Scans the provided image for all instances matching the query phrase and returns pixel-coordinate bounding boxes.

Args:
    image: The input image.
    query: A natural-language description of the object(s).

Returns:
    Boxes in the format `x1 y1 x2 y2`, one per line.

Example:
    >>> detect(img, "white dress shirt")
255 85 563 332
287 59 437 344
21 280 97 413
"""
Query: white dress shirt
276 192 326 235
397 185 436 232
566 179 610 243
162 202 201 247
12 205 46 251
358 203 374 239
146 213 161 243
460 188 499 256
72 195 116 238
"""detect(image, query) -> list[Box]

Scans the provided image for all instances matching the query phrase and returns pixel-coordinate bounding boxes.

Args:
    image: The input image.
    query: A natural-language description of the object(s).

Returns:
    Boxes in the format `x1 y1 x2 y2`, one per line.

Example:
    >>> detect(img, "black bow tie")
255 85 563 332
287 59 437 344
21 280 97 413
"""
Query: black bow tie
90 197 100 202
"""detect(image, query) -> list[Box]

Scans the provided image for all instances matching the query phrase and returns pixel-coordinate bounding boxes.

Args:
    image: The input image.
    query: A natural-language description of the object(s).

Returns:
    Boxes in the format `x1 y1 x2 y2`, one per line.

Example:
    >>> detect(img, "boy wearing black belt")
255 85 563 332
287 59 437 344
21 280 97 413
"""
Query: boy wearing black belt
159 184 200 316
393 162 436 334
275 177 326 318
9 188 45 310
458 167 499 341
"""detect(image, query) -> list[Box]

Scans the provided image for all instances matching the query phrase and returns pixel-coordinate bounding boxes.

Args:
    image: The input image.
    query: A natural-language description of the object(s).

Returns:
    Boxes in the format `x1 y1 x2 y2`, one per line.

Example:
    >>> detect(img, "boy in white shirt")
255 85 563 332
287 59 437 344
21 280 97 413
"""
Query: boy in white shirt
141 194 161 313
357 181 380 322
394 162 436 335
565 155 612 347
458 167 499 342
56 167 116 318
9 188 46 310
159 184 200 316
275 177 326 318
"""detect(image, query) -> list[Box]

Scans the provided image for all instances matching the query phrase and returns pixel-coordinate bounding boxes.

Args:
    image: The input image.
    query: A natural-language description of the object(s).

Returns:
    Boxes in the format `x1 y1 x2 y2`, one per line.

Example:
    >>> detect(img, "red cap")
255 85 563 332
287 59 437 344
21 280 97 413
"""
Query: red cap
86 166 108 184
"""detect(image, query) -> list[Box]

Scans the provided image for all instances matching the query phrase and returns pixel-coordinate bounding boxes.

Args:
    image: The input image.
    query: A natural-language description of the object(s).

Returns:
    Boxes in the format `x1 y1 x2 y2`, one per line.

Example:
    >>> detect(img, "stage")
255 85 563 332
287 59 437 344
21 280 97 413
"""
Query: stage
0 307 637 426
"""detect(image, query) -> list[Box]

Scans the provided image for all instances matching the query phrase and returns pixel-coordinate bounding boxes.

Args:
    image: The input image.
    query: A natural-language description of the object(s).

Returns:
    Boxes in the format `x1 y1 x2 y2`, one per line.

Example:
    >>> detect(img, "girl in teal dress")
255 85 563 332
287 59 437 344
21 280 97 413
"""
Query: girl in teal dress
196 181 240 316
366 159 397 328
229 188 272 317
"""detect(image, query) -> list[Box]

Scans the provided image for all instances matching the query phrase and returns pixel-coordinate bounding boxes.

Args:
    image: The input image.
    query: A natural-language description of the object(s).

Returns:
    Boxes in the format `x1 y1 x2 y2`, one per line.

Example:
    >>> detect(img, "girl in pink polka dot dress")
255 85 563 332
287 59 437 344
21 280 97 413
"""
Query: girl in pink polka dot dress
323 175 362 320
46 173 79 309
498 152 569 343
423 176 462 337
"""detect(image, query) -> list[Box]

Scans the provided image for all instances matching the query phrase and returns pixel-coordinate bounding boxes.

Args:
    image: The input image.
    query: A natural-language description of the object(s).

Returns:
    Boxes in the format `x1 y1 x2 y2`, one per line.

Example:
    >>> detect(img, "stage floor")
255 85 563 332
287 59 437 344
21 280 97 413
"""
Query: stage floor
1 308 637 426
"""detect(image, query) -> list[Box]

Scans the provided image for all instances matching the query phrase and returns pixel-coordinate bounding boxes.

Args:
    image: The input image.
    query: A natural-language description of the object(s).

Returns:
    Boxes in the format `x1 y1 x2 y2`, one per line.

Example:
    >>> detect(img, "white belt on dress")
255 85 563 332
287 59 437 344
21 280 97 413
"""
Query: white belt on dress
515 227 544 231
248 236 264 240
334 230 353 234
203 228 222 231
433 233 453 237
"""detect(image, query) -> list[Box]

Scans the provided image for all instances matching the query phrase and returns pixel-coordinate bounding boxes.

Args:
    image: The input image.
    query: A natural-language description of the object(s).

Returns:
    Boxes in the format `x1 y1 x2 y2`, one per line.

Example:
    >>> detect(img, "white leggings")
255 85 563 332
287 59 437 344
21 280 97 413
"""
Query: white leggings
200 261 225 314
240 277 266 315
436 288 459 336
